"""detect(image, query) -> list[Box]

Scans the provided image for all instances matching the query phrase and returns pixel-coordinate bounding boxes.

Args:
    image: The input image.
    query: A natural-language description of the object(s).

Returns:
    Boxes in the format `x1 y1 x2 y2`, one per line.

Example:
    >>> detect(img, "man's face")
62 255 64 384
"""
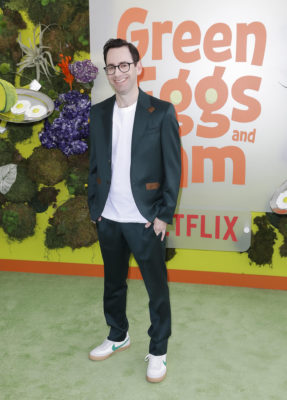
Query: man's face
105 46 142 96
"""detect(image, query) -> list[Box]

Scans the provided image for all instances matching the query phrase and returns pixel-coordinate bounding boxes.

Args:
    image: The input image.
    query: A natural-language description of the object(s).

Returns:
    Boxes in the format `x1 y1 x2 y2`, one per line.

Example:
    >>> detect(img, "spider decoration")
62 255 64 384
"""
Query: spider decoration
17 24 56 82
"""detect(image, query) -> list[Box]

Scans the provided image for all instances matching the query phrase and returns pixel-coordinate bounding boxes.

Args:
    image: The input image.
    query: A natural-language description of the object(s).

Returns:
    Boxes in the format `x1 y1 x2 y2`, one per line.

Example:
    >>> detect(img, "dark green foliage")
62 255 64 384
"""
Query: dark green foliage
19 68 70 100
280 238 287 257
0 193 6 206
165 248 176 262
0 8 26 46
0 138 21 166
267 213 287 258
0 56 17 85
0 139 14 165
0 8 26 83
65 167 88 196
46 195 98 249
67 151 89 169
5 0 89 64
45 225 66 248
1 202 36 240
247 215 277 265
266 212 281 230
0 61 15 85
28 146 68 186
65 152 90 195
278 215 287 238
29 186 59 212
0 62 11 74
5 164 37 203
65 152 89 195
7 123 33 144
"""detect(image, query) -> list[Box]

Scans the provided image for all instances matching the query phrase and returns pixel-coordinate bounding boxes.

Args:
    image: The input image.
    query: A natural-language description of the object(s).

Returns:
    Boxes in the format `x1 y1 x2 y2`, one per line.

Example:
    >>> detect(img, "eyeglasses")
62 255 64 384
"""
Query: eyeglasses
104 62 136 75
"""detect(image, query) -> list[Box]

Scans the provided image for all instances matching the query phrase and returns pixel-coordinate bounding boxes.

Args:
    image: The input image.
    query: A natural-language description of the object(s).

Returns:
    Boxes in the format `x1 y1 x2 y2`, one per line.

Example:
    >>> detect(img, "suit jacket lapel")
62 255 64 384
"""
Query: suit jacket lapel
102 95 115 158
131 89 152 156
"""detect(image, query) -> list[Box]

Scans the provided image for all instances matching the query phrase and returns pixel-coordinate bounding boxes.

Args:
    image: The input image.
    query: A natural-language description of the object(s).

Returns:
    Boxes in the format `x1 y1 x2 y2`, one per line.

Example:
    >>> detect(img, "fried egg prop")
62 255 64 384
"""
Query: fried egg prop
10 100 31 115
276 191 287 209
270 180 287 215
25 104 47 119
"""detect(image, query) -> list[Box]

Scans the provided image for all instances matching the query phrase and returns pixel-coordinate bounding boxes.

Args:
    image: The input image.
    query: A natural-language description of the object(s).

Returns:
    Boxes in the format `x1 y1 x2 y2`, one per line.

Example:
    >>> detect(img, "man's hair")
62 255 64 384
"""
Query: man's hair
103 38 140 65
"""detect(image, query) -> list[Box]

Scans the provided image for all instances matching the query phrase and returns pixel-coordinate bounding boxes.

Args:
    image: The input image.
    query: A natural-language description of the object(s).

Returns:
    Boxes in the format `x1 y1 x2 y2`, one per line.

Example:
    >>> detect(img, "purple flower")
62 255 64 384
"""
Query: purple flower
69 60 98 83
39 90 91 156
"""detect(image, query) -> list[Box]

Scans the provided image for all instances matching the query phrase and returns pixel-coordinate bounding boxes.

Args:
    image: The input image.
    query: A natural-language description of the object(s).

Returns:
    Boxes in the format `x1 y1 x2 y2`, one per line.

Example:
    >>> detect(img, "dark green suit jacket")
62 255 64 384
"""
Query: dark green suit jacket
88 88 181 224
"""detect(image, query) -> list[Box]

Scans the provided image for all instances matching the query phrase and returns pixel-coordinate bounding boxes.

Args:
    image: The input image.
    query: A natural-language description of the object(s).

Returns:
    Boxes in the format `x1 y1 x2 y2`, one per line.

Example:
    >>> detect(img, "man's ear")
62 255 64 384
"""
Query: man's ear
136 60 143 76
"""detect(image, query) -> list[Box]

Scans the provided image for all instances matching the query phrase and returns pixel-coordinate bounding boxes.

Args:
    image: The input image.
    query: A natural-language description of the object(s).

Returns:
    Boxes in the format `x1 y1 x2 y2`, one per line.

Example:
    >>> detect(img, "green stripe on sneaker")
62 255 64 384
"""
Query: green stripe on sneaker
112 338 129 351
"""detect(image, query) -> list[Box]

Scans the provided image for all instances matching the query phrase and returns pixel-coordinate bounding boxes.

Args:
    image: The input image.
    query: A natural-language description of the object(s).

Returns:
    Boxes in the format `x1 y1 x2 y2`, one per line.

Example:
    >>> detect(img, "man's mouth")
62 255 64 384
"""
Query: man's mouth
114 77 127 83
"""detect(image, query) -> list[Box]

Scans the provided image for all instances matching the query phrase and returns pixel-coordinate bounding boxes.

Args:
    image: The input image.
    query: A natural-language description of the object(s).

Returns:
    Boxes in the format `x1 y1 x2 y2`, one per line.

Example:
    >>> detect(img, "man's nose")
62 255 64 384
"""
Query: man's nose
114 66 123 76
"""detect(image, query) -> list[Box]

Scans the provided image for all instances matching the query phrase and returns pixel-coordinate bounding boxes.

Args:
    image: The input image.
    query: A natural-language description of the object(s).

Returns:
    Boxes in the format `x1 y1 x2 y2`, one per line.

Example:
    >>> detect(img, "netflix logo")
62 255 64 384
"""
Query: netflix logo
166 210 251 252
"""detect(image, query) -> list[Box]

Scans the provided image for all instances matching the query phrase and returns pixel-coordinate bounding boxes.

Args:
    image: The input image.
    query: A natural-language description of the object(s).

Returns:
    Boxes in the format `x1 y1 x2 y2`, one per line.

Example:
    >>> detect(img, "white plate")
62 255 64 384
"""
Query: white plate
0 88 54 123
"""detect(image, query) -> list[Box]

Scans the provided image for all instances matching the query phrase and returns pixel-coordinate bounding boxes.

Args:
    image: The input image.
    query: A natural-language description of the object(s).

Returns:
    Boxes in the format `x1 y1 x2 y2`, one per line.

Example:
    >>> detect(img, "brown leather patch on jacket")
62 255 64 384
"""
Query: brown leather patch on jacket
148 106 155 113
146 182 160 190
97 177 101 184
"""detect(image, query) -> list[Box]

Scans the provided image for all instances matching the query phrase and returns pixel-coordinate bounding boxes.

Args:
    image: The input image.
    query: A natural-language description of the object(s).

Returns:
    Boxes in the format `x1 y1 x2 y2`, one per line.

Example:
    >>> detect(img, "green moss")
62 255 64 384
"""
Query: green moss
0 55 17 85
247 215 277 265
46 195 97 249
28 147 68 186
3 1 31 11
0 63 11 75
5 164 37 203
165 248 176 262
0 8 26 82
29 186 59 213
1 203 36 240
2 209 18 235
0 139 19 166
279 238 287 257
7 123 33 144
67 151 89 169
45 225 66 249
69 10 89 52
65 168 88 196
266 213 287 259
0 193 6 206
278 216 287 237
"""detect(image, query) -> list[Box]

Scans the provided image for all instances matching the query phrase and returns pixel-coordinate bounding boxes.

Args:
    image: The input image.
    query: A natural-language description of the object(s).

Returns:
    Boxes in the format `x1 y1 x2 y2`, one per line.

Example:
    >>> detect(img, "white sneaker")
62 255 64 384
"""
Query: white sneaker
89 333 130 361
145 353 167 383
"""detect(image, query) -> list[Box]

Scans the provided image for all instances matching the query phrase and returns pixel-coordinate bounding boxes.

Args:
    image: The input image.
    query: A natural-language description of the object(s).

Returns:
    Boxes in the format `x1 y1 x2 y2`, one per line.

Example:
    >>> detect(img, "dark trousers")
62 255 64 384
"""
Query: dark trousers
96 217 171 356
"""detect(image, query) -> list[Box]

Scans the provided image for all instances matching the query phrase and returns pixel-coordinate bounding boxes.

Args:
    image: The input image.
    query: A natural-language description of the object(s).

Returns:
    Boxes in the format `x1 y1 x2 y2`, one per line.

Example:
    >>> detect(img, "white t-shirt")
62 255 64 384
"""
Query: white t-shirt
102 101 148 223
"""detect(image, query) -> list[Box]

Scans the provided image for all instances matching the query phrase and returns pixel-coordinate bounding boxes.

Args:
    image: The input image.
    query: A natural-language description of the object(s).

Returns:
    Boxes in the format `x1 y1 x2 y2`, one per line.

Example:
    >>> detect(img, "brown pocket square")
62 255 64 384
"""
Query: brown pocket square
146 182 160 190
148 106 155 113
97 177 101 184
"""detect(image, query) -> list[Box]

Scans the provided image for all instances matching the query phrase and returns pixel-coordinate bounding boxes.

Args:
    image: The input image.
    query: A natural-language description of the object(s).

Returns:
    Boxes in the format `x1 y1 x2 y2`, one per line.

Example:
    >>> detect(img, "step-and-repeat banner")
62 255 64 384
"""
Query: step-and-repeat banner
89 0 287 251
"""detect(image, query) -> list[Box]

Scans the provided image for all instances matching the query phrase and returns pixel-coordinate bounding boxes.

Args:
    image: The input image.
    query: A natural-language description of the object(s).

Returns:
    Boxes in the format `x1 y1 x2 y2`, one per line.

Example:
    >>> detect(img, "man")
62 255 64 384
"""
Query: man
88 38 181 383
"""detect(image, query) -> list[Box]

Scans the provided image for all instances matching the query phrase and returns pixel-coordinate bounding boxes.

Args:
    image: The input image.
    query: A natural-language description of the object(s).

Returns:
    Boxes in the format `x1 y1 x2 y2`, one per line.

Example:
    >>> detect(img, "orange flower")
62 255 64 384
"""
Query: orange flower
58 54 74 90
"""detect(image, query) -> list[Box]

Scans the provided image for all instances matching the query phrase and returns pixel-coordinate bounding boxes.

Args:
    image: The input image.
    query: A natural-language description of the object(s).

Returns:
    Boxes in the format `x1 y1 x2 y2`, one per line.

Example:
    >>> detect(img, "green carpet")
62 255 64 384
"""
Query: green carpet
0 271 287 400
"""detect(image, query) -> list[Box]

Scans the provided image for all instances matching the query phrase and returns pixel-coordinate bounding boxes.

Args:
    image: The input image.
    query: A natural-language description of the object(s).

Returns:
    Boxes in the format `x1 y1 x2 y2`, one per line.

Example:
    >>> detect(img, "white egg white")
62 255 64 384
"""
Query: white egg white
10 100 31 115
25 104 47 119
276 191 287 210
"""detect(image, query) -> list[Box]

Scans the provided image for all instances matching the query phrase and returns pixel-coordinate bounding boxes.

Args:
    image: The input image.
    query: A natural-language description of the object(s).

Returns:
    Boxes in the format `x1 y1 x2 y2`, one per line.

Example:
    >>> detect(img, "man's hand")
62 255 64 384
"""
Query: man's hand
145 217 167 241
91 217 102 224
